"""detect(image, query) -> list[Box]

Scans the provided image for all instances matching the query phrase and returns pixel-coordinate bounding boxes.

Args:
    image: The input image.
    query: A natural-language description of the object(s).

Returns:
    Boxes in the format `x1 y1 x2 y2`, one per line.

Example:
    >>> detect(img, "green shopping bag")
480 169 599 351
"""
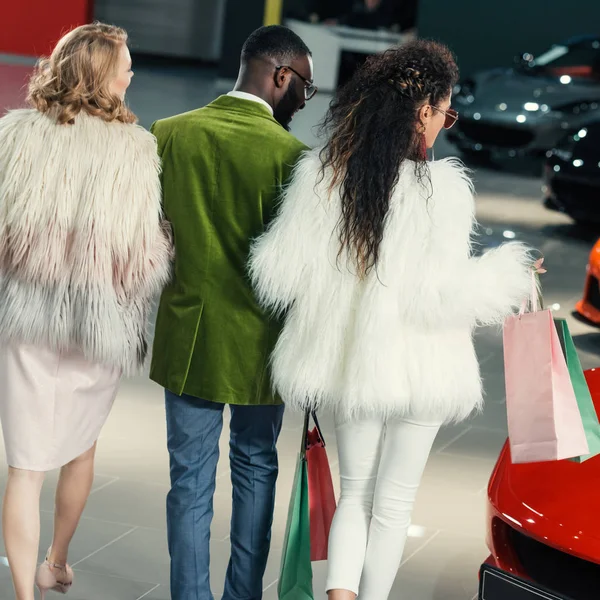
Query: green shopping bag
555 318 600 462
278 415 314 600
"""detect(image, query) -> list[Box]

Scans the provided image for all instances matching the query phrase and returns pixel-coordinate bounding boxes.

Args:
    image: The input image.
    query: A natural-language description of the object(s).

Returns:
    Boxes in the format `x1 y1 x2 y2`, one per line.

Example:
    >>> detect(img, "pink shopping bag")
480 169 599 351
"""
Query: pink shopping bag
504 307 589 464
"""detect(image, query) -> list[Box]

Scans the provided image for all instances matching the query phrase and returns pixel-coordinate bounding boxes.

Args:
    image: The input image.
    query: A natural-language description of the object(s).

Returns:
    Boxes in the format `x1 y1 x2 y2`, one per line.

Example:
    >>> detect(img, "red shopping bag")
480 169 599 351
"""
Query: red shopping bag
504 282 589 463
304 411 337 562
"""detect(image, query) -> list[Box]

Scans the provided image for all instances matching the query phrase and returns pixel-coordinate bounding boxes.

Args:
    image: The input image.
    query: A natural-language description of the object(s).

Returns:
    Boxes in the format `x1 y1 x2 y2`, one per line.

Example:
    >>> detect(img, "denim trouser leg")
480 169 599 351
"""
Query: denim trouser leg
165 390 225 600
222 403 285 600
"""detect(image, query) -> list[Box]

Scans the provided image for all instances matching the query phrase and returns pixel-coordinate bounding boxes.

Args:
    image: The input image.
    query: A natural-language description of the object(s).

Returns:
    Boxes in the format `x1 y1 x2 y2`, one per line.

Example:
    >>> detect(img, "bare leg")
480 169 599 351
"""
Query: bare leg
48 443 97 568
2 467 46 600
328 590 357 600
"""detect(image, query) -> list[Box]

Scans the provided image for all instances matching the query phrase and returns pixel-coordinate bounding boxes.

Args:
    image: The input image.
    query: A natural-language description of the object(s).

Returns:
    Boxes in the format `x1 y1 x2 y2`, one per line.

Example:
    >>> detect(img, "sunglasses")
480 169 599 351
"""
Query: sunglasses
431 105 459 129
275 65 318 101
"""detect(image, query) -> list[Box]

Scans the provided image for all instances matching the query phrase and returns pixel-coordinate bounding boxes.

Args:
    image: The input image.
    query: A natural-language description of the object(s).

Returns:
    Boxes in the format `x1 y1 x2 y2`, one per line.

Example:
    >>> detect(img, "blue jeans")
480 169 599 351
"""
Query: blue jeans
165 390 285 600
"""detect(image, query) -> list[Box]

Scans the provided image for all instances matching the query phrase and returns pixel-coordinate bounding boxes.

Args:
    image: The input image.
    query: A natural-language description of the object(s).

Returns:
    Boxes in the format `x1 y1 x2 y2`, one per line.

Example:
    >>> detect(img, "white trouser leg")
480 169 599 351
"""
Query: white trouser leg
325 415 441 599
325 417 385 595
359 416 441 600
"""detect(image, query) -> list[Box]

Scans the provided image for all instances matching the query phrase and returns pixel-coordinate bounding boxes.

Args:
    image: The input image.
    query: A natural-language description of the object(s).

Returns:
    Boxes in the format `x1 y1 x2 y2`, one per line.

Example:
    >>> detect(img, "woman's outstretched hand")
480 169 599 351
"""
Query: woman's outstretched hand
533 257 547 275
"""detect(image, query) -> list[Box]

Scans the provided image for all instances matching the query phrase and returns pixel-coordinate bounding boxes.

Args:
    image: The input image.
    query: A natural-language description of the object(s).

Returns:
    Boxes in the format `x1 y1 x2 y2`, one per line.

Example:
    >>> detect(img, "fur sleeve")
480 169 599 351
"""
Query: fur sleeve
464 242 534 325
249 149 322 315
0 111 35 270
405 158 533 327
111 125 173 300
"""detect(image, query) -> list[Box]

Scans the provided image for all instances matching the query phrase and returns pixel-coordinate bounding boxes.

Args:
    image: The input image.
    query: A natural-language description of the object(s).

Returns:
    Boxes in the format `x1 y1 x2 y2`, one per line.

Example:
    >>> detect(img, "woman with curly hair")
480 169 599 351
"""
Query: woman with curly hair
0 23 171 600
250 40 534 599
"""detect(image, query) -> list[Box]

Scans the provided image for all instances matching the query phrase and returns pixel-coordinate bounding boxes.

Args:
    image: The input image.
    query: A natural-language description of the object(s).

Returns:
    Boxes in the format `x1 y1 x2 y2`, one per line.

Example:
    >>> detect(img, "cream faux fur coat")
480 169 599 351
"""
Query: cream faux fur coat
249 150 533 424
0 109 172 375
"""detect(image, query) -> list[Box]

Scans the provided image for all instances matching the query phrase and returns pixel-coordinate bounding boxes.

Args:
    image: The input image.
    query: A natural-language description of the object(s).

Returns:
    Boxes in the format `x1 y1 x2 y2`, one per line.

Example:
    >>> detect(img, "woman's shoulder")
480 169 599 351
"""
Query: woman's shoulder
0 108 48 137
397 156 473 191
0 109 155 151
67 114 159 177
76 112 156 151
290 146 335 199
428 157 474 193
293 146 322 176
283 146 325 200
0 107 38 124
0 110 61 161
398 157 474 214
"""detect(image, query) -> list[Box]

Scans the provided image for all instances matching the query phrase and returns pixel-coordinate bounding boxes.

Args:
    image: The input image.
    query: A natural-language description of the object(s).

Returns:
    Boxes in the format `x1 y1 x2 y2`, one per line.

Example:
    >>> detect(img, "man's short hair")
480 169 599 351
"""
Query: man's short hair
241 25 311 64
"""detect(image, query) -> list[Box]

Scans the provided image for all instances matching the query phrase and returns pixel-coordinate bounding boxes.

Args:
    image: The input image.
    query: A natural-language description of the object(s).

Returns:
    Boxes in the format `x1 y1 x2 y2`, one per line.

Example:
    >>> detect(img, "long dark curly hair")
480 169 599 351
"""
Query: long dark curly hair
319 40 459 278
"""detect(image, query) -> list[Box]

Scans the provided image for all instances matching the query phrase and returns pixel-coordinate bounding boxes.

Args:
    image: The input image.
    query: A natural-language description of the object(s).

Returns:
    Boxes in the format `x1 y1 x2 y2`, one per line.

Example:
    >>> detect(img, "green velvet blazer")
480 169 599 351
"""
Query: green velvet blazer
149 95 308 405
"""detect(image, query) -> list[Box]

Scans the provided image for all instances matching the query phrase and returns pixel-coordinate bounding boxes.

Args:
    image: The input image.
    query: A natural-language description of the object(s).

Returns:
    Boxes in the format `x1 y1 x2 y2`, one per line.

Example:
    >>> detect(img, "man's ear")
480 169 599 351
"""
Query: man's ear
274 66 288 90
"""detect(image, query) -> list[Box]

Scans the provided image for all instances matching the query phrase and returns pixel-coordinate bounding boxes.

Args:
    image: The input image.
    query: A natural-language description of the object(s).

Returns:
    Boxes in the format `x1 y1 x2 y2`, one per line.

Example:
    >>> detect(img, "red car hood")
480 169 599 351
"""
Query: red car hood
489 368 600 565
490 443 600 564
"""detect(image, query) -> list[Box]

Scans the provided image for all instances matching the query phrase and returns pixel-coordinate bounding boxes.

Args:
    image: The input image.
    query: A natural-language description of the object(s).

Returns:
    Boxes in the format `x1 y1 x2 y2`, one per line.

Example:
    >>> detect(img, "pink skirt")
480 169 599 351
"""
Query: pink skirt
0 342 121 471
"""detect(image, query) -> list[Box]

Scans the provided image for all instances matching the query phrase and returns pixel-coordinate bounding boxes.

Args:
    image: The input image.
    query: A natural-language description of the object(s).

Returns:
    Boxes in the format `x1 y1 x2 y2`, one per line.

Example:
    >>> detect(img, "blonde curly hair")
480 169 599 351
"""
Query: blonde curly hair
27 22 137 125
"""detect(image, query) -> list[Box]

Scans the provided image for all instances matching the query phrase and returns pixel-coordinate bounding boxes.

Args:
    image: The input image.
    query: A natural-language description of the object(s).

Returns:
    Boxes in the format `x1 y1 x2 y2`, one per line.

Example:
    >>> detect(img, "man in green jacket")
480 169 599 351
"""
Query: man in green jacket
150 26 314 600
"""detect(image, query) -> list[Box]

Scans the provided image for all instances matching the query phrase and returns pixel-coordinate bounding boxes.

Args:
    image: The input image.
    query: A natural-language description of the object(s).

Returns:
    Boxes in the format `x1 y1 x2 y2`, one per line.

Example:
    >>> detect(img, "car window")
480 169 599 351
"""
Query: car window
532 41 600 80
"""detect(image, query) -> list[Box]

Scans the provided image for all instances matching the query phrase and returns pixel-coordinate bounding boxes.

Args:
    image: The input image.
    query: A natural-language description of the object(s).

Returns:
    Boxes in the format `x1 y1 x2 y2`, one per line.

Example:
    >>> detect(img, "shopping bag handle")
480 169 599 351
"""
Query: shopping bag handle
311 411 326 447
519 258 546 315
301 409 326 456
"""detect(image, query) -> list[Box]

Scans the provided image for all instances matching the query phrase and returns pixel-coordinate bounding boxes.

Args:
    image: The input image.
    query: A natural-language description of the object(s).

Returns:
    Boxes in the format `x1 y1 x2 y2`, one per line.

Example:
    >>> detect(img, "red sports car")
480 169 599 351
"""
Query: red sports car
576 239 600 326
486 368 600 600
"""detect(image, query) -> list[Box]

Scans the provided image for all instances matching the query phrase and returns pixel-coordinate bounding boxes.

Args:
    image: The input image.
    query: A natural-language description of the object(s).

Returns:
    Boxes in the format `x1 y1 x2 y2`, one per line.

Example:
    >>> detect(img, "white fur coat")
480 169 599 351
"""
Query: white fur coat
0 109 172 374
249 149 533 424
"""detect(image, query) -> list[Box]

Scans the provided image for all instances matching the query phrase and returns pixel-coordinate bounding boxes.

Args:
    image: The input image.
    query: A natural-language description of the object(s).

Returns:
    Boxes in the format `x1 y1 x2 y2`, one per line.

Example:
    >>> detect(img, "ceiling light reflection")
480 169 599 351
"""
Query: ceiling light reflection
503 513 522 527
407 525 427 538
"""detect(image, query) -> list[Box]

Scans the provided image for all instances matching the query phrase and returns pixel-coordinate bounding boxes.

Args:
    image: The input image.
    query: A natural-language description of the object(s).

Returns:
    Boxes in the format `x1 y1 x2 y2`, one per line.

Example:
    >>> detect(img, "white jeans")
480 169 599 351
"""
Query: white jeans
326 416 441 599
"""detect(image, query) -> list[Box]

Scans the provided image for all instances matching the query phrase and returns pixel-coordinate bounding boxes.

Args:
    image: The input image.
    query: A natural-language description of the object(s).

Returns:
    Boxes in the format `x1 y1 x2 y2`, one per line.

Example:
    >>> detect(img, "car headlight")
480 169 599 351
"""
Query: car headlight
551 101 600 116
454 79 476 105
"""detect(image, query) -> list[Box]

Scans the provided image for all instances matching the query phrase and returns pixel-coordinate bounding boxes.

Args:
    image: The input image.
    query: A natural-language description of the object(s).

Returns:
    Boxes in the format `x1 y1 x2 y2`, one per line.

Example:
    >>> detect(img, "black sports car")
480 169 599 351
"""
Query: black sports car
544 120 600 224
448 35 600 159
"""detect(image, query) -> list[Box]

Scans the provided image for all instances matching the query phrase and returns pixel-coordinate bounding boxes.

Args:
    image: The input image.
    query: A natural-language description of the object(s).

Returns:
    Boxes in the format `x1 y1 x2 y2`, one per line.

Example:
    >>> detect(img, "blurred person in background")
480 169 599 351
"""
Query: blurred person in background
149 25 315 600
0 23 171 600
250 40 534 600
301 0 418 33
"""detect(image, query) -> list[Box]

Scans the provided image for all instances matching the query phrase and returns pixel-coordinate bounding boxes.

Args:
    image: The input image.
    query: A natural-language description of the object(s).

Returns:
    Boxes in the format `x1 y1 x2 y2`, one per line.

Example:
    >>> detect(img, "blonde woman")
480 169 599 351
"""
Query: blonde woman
0 23 172 600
